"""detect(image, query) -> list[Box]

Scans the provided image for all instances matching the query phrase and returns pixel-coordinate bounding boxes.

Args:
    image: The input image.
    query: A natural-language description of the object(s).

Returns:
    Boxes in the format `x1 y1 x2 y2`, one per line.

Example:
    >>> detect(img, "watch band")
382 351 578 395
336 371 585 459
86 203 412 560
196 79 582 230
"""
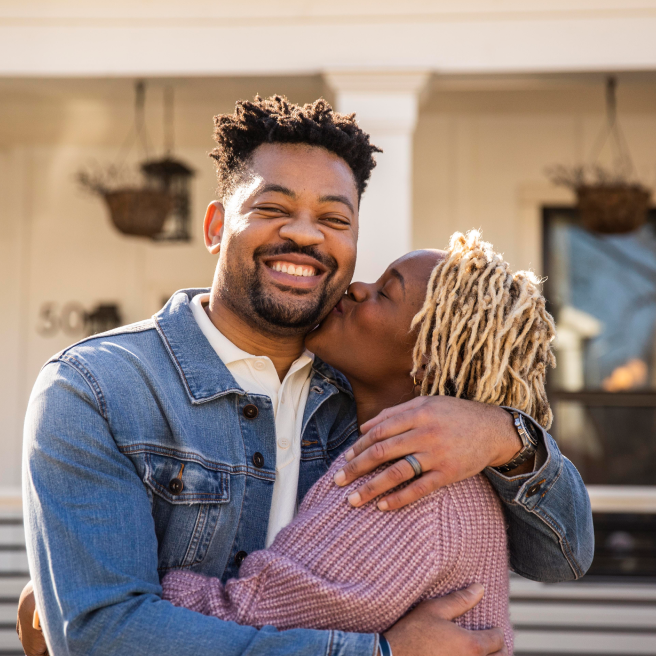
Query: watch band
378 634 393 656
493 410 539 473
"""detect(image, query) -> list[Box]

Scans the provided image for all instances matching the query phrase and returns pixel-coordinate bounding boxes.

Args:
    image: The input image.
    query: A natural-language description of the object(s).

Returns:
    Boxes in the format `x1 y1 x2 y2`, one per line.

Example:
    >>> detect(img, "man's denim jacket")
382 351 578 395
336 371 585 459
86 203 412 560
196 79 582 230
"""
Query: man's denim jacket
23 289 594 656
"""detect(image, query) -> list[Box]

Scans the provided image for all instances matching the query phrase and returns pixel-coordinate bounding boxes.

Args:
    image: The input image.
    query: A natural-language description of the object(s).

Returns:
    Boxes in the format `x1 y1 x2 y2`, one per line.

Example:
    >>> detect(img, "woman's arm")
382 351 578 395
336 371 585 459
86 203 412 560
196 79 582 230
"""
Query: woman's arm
164 455 456 634
444 475 513 653
436 475 513 654
163 460 513 655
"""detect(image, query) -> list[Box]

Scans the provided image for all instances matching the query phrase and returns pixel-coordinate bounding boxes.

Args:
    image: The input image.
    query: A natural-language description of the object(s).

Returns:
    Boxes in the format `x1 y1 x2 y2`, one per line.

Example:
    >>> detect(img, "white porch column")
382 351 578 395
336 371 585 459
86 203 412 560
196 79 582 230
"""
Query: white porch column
324 71 430 283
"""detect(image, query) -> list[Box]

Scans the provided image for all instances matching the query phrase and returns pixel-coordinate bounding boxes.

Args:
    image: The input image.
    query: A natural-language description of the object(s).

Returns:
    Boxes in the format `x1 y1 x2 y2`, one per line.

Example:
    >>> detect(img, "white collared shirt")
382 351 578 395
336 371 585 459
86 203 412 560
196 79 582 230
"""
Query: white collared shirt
190 293 314 547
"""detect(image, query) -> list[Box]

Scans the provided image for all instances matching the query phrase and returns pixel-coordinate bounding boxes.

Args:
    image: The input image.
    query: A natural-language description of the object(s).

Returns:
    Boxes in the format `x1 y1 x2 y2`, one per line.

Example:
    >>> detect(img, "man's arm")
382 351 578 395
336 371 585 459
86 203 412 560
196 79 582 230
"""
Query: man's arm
483 411 595 582
333 396 594 583
23 361 374 656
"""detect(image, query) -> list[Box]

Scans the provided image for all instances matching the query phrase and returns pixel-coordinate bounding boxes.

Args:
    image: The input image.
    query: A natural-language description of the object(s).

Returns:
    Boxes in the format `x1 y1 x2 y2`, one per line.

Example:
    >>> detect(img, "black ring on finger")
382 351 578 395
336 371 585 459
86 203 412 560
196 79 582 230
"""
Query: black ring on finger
404 454 423 478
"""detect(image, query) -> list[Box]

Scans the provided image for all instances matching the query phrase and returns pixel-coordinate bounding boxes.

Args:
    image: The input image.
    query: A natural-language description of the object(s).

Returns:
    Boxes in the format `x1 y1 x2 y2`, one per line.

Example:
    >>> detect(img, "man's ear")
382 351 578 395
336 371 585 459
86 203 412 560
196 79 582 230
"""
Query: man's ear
203 201 225 255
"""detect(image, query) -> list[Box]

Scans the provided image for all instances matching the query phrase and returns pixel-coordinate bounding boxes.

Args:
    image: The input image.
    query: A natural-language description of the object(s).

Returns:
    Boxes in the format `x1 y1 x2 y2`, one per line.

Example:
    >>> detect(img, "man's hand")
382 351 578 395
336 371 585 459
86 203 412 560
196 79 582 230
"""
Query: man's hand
385 584 507 656
334 396 529 510
17 581 48 656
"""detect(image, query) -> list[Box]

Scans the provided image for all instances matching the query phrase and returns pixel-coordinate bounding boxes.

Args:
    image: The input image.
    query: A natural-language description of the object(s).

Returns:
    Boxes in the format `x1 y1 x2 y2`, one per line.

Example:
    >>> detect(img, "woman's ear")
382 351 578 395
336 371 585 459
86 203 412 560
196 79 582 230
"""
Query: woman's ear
412 354 434 394
203 201 225 255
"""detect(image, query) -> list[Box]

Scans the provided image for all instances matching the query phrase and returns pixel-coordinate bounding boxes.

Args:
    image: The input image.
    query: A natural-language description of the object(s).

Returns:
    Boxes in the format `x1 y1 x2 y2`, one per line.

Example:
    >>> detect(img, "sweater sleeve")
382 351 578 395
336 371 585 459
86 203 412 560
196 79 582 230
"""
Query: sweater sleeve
164 462 512 646
163 456 464 635
425 475 513 654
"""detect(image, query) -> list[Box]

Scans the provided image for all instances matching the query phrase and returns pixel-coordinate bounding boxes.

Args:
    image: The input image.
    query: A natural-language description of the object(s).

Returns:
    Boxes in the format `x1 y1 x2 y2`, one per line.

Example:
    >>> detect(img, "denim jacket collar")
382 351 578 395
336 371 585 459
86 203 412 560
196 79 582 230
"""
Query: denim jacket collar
154 288 354 407
154 288 244 404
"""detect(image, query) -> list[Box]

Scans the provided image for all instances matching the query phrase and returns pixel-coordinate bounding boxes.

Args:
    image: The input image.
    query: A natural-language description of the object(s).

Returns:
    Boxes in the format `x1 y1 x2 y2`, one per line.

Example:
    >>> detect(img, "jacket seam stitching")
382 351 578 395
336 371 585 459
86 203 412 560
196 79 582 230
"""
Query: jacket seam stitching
224 393 252 572
326 630 334 656
118 444 276 481
326 421 359 451
300 383 339 437
57 356 108 420
153 315 197 402
532 507 583 579
47 320 155 361
182 501 209 567
523 456 582 577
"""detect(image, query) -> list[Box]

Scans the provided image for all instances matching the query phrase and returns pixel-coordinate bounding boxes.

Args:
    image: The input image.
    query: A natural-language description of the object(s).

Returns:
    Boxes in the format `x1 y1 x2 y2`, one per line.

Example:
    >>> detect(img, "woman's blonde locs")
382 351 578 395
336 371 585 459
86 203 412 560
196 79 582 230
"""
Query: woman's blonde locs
411 230 556 429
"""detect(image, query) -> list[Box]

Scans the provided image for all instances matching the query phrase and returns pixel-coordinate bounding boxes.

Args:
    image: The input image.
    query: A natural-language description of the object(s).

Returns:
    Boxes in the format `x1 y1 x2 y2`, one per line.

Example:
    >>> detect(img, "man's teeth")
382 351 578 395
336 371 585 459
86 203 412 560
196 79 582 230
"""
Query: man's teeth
270 262 317 277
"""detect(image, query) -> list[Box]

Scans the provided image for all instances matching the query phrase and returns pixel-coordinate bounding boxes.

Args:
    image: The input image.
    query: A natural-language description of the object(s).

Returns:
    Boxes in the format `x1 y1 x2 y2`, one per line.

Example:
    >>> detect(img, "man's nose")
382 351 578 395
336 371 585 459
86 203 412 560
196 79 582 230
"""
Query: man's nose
278 212 324 247
347 281 371 303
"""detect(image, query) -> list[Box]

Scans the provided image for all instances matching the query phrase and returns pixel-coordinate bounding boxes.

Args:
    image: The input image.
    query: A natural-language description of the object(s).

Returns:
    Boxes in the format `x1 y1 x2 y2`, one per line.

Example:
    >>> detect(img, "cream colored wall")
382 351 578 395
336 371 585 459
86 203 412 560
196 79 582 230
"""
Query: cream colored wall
0 148 28 497
0 76 325 493
412 78 656 274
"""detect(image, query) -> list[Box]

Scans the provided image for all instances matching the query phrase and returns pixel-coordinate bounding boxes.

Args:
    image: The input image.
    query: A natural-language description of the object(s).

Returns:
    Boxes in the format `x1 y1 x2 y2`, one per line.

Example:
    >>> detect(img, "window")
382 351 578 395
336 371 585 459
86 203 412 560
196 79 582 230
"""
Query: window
543 207 656 486
544 207 656 578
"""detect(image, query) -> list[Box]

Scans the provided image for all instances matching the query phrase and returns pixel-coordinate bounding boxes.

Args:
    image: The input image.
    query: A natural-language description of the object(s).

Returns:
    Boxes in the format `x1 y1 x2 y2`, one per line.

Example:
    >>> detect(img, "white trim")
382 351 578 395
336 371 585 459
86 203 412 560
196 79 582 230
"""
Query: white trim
587 485 656 514
2 14 656 76
514 630 656 654
510 575 656 601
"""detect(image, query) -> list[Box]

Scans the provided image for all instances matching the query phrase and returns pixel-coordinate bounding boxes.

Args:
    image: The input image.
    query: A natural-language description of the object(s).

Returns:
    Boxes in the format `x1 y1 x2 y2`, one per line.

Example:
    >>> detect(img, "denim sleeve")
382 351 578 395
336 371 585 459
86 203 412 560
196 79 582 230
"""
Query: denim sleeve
23 361 377 656
483 408 595 583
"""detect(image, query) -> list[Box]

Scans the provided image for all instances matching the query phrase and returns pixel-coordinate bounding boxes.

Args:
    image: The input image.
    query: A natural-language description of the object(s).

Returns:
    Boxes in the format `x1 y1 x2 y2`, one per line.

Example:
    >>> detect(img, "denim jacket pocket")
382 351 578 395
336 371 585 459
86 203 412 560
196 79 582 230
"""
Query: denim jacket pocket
143 452 232 572
144 452 230 505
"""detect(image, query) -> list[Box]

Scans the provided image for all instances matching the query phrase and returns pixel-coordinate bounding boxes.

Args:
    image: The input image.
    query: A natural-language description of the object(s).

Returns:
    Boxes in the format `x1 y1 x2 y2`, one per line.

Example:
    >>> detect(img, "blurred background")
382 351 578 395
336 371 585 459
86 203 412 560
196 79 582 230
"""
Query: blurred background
1 1 656 654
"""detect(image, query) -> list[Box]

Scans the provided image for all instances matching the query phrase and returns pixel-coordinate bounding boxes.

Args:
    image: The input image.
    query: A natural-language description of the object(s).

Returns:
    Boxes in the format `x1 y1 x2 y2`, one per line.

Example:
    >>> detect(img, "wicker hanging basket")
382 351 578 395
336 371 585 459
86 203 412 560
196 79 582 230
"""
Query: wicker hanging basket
102 189 172 238
77 82 185 240
547 77 653 235
576 184 651 234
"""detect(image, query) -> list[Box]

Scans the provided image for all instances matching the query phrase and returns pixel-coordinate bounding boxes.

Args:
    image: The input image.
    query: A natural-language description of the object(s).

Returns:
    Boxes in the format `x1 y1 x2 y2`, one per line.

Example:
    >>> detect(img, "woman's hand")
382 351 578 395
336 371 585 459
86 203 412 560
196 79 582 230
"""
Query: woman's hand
333 396 526 509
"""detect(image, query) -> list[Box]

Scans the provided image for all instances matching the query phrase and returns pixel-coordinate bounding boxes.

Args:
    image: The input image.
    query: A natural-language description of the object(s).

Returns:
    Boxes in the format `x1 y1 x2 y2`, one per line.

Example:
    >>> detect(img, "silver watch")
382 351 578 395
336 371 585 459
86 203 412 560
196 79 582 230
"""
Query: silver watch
493 410 540 473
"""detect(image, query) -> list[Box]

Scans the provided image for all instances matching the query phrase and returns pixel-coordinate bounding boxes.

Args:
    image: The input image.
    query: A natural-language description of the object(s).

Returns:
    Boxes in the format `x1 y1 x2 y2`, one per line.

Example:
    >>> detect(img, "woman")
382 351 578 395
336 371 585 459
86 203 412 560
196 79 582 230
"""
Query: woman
162 231 556 655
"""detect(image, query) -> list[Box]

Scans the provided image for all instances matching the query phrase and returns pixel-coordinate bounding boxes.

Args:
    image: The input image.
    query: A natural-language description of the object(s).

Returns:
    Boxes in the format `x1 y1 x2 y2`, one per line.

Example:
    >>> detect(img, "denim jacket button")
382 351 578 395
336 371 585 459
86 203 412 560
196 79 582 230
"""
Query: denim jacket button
168 478 184 495
252 452 264 468
527 483 542 497
235 550 247 566
243 404 258 419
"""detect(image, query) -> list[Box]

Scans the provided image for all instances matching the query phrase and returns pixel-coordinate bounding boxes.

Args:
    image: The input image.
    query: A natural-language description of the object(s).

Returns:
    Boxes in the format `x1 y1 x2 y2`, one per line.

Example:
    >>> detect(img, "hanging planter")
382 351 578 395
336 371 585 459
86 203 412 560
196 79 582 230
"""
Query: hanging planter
103 189 172 237
78 82 193 240
547 77 652 235
78 165 173 239
577 183 650 234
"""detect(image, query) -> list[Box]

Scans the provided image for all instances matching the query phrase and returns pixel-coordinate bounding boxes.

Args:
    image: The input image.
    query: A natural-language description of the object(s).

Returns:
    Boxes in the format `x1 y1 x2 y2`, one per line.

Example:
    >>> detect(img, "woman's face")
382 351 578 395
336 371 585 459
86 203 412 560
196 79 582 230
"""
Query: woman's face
306 250 443 389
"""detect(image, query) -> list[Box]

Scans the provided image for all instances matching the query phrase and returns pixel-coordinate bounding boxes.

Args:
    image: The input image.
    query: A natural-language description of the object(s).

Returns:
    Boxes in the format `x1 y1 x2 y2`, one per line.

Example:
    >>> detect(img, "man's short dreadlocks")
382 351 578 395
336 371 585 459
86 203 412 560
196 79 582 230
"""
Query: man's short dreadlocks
210 95 381 200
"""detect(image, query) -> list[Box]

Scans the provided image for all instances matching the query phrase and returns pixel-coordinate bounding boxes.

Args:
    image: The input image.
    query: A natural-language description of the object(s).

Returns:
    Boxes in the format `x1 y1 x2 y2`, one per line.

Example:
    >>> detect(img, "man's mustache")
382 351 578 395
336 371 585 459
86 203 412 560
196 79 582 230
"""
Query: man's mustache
253 243 338 273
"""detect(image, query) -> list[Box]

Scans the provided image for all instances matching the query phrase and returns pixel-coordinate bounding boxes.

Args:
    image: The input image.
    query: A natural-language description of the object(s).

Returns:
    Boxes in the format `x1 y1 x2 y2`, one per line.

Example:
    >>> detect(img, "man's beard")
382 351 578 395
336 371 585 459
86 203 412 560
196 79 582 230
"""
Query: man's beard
220 243 344 335
249 277 332 330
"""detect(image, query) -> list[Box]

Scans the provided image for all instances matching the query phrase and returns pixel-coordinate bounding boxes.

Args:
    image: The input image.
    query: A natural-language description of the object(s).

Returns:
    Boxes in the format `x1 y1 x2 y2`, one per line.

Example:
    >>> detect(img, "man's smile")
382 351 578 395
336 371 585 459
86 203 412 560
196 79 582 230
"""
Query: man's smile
261 252 330 291
269 261 317 277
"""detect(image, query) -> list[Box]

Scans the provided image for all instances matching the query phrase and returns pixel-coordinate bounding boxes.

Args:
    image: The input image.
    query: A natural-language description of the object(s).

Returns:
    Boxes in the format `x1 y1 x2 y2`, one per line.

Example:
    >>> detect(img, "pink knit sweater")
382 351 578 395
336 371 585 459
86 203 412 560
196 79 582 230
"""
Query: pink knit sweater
162 454 512 652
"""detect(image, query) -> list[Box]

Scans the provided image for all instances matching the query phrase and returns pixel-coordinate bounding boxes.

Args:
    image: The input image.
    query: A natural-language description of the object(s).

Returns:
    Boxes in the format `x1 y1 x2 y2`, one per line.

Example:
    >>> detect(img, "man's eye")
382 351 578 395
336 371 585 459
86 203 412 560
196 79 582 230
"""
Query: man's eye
322 216 350 226
378 290 389 299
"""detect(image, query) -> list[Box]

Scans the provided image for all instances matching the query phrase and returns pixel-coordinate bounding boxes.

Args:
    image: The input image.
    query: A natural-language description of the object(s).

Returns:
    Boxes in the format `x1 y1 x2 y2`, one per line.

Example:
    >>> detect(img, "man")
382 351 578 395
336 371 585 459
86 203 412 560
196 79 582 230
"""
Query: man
20 96 593 656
